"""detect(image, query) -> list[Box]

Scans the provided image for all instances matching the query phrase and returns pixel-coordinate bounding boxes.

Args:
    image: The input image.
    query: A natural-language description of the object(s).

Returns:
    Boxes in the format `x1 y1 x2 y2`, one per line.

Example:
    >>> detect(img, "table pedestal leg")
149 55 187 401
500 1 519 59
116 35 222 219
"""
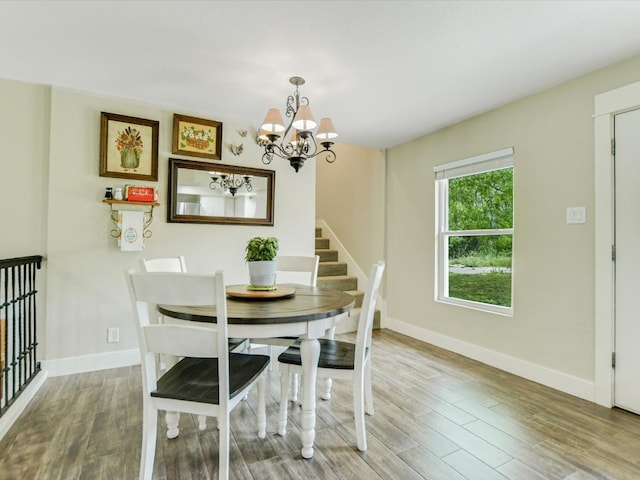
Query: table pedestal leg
299 337 320 459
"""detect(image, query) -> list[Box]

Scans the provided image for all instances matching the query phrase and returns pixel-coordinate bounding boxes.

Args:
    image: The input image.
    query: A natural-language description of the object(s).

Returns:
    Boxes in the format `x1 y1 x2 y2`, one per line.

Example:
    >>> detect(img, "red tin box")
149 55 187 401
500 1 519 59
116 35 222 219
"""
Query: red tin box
126 186 156 202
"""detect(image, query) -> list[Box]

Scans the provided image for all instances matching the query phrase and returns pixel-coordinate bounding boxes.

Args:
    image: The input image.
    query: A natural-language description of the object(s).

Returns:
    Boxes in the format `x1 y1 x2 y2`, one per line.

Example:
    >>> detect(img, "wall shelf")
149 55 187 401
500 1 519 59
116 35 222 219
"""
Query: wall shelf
103 199 159 239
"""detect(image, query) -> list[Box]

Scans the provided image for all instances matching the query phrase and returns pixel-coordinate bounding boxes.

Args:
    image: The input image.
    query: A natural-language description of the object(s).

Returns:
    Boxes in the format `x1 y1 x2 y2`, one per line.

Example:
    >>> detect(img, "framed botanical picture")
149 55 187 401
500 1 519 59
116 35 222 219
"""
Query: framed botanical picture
100 112 159 181
172 113 223 160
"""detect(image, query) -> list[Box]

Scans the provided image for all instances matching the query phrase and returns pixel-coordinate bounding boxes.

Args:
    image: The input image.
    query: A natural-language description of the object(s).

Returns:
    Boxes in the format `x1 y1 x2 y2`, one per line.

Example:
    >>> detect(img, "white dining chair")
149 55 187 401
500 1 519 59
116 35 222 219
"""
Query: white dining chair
139 256 249 437
250 255 319 399
277 260 385 451
125 269 270 480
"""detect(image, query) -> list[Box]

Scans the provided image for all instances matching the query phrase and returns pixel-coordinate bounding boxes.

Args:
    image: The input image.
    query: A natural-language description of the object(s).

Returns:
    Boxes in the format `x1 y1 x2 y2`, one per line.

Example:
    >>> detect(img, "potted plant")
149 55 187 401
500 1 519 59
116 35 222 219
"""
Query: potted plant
245 236 279 288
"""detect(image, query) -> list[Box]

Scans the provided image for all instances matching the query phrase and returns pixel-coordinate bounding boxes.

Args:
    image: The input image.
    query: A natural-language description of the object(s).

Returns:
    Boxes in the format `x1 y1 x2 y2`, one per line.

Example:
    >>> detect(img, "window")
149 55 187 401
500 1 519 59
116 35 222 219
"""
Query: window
434 148 514 315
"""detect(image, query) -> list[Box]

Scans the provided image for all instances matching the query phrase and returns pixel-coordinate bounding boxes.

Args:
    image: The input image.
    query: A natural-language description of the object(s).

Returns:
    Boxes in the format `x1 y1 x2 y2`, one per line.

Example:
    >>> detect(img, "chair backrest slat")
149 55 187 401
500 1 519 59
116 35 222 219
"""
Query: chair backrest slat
131 272 220 307
276 255 320 287
355 261 385 362
140 256 187 273
142 324 219 358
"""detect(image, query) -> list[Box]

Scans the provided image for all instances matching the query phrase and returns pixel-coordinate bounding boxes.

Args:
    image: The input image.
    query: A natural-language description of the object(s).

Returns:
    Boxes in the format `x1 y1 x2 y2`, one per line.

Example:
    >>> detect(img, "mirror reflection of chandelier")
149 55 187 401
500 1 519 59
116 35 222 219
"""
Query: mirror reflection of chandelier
259 76 338 172
209 172 252 196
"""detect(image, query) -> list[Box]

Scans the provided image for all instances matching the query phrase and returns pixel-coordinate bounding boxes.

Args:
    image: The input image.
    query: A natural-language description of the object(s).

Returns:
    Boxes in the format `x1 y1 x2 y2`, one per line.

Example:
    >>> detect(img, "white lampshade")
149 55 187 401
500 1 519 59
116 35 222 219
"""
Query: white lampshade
261 108 285 133
316 117 338 140
291 105 317 131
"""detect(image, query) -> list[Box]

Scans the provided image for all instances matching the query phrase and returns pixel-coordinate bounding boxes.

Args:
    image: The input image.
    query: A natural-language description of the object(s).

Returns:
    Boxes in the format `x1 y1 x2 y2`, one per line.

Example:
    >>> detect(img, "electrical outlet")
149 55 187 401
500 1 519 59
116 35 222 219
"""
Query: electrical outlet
107 327 120 343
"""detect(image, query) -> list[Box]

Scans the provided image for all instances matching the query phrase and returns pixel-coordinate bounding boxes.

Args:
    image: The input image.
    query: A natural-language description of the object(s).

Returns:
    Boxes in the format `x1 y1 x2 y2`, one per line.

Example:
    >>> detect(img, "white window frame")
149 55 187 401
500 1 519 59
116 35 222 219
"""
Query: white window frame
434 147 514 316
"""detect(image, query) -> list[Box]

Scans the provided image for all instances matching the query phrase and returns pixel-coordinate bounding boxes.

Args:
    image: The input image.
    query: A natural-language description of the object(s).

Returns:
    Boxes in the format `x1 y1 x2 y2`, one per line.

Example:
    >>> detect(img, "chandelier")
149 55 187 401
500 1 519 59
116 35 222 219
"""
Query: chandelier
259 76 338 172
209 173 252 197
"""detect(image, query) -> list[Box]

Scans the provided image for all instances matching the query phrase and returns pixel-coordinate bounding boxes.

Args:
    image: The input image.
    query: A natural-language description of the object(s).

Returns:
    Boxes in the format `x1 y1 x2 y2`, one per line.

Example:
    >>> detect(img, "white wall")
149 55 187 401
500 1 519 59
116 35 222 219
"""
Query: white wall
384 54 640 401
0 79 316 374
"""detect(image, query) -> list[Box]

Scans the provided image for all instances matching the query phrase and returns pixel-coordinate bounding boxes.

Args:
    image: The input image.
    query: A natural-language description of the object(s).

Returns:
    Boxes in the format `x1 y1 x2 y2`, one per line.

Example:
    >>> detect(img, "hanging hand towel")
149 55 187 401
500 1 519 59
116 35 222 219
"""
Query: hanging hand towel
118 210 145 252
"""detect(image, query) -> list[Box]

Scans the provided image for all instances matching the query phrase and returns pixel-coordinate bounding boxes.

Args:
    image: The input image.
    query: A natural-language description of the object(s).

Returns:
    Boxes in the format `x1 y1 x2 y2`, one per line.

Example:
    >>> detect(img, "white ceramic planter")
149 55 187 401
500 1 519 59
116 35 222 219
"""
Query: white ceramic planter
248 260 277 287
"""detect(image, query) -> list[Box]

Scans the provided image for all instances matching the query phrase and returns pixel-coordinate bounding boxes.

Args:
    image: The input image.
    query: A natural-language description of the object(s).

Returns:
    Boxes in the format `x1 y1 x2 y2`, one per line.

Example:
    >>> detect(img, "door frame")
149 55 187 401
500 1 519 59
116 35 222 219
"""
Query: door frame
594 80 640 407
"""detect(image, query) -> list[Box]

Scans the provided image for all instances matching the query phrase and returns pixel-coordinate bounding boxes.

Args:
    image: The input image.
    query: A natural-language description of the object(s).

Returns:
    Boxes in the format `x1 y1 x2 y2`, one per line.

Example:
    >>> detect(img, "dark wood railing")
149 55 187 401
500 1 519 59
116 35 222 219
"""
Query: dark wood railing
0 255 43 418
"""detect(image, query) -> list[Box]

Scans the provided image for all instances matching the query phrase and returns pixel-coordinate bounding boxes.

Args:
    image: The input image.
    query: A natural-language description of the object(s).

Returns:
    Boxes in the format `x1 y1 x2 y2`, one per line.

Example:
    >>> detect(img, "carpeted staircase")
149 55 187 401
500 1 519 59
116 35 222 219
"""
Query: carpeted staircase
314 227 380 333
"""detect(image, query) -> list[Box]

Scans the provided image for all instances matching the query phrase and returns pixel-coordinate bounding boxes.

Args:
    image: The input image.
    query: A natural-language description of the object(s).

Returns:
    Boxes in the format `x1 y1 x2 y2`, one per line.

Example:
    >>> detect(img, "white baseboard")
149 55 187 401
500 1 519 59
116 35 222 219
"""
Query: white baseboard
386 317 595 403
41 348 140 377
0 370 48 441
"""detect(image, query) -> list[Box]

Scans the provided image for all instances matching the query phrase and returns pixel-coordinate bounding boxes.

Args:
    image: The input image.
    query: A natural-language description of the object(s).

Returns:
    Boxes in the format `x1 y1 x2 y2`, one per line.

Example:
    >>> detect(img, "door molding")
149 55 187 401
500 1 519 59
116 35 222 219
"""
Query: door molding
594 80 640 407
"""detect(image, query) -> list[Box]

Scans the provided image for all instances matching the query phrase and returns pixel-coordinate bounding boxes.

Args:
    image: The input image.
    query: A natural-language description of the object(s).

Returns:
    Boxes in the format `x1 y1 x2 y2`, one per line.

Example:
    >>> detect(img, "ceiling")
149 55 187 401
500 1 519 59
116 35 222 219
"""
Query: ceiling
2 1 640 150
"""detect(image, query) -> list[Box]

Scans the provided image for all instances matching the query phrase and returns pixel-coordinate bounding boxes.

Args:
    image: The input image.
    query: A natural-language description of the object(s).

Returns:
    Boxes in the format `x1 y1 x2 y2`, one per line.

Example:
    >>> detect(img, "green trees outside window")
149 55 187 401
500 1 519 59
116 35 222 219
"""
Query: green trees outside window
445 167 513 309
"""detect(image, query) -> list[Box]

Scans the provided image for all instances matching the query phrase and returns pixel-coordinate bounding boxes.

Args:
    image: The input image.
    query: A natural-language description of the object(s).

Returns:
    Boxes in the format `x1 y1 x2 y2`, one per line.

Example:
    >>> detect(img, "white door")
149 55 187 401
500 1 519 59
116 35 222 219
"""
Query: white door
614 107 640 414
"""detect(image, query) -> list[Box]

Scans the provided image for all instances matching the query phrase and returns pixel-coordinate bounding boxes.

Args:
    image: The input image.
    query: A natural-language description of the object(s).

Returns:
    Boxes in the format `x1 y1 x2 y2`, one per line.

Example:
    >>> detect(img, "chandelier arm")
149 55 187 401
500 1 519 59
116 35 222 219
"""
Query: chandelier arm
318 148 337 164
286 95 297 118
262 144 291 164
262 151 273 165
280 118 296 145
266 142 296 160
302 132 318 158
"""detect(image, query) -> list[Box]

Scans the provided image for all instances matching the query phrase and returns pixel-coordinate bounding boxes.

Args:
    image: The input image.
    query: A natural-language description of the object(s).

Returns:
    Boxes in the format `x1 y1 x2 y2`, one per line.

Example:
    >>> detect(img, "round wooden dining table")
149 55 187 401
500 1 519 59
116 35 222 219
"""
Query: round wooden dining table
157 284 355 459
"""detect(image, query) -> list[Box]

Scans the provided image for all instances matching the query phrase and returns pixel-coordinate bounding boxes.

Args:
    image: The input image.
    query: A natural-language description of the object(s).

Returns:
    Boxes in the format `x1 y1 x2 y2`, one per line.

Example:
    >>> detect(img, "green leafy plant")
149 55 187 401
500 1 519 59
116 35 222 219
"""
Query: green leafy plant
244 236 279 262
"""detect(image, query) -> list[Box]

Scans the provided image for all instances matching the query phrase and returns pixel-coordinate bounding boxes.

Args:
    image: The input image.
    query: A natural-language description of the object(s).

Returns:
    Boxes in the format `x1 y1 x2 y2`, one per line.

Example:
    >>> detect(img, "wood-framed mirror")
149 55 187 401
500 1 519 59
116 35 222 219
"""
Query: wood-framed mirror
167 158 275 225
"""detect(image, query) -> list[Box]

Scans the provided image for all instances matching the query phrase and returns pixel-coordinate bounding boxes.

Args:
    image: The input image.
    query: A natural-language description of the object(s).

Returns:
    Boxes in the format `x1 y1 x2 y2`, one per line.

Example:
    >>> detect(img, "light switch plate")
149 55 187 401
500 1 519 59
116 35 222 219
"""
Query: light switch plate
566 206 586 224
107 327 120 343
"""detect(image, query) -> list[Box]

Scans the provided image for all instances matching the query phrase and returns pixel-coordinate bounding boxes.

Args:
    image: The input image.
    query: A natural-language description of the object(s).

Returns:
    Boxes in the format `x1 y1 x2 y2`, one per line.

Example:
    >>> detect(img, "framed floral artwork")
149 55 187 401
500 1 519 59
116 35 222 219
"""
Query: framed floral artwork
99 112 159 181
172 113 223 160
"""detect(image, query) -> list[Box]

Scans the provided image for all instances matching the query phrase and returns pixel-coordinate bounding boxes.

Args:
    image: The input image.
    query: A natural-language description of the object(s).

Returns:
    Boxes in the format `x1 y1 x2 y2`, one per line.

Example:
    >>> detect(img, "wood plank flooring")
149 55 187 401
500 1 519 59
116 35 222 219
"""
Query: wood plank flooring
2 329 640 479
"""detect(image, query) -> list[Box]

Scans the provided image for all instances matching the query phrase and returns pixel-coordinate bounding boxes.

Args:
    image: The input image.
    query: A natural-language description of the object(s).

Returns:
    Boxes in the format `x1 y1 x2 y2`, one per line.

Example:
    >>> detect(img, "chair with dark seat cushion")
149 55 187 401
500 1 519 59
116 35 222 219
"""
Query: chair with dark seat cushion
140 256 250 436
125 269 270 480
277 260 385 451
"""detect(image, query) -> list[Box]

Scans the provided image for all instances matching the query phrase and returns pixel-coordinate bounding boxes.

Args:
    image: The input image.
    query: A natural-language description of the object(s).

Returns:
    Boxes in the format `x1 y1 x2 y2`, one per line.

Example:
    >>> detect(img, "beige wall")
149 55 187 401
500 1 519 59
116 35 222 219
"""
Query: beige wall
385 54 640 393
0 78 50 258
316 143 386 274
1 79 316 371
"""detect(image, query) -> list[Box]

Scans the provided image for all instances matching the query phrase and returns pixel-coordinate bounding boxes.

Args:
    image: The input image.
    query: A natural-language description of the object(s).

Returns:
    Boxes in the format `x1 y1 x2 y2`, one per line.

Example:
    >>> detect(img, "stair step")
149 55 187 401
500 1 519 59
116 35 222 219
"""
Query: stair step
345 289 364 308
316 249 338 262
315 237 330 249
318 261 348 276
317 275 358 291
315 226 380 330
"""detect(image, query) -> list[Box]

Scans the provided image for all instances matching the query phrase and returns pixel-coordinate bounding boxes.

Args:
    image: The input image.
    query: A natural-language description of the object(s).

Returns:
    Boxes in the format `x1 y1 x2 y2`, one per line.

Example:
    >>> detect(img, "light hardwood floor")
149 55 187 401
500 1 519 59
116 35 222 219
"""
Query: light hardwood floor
2 330 640 480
